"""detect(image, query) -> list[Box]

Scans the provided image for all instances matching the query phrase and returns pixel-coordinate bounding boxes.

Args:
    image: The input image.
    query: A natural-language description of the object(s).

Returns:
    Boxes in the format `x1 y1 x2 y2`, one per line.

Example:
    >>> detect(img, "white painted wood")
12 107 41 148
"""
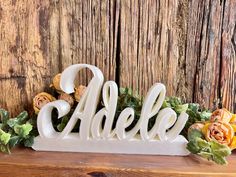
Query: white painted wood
33 135 189 156
32 64 190 156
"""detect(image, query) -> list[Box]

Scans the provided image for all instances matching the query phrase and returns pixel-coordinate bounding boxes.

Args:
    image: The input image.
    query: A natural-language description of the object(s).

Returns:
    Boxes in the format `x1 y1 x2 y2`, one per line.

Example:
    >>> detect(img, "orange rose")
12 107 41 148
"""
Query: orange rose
210 108 232 123
202 122 236 149
33 92 56 114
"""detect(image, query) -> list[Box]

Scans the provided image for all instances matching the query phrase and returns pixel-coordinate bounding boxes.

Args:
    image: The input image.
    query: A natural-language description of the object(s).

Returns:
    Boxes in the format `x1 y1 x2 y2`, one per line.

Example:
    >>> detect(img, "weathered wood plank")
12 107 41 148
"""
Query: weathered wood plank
220 0 236 112
119 0 236 112
0 0 235 115
187 0 236 112
119 0 189 99
0 148 236 177
59 0 119 85
188 0 224 110
0 0 60 116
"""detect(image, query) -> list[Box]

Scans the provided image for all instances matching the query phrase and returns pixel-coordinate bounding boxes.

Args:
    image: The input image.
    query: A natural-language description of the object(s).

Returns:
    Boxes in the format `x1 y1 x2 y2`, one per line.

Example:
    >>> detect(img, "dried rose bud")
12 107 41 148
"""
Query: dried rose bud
58 93 74 107
210 108 232 123
52 73 62 92
230 114 236 124
202 122 234 146
188 122 205 133
230 114 236 134
33 92 55 114
74 85 86 102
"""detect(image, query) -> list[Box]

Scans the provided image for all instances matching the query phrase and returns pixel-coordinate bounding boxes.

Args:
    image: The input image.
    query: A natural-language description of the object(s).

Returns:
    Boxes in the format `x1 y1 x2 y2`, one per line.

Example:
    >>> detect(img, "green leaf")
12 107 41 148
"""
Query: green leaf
186 133 231 165
0 144 10 154
57 116 69 132
7 111 28 128
16 111 28 121
186 141 201 154
199 111 211 121
0 110 36 153
196 138 210 150
0 129 11 145
8 136 21 148
119 88 126 95
198 151 212 160
161 99 171 108
174 104 189 114
7 119 17 128
210 141 231 157
187 129 203 141
23 136 34 147
212 153 228 165
188 103 200 112
14 123 33 138
0 109 9 124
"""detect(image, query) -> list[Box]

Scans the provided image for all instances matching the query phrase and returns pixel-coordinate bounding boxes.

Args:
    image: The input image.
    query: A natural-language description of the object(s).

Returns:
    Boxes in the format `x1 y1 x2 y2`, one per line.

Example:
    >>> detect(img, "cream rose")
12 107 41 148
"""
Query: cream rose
33 92 55 114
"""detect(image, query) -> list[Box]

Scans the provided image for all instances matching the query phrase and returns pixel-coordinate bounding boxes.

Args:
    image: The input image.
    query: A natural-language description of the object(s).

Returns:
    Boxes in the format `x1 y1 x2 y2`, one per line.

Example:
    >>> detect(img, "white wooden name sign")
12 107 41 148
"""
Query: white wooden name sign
32 64 190 156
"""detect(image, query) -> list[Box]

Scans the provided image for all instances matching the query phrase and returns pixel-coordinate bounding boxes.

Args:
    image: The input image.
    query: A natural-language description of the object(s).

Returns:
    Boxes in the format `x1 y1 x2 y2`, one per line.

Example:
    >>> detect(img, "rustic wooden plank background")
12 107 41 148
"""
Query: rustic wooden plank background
0 0 235 115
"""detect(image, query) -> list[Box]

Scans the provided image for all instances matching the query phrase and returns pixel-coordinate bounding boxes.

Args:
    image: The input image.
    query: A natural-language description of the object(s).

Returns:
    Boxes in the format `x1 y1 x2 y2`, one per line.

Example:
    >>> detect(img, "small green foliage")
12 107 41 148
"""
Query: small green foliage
8 136 21 148
57 116 70 132
14 123 33 138
0 129 11 145
162 97 189 114
7 111 28 128
113 88 144 130
187 129 203 141
0 109 10 129
186 130 231 165
162 98 212 137
23 136 34 147
0 109 35 154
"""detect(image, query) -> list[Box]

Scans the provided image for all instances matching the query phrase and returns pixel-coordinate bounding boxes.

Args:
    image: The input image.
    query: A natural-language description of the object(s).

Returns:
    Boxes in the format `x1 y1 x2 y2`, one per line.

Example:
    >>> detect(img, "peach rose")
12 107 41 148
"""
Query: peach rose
202 122 235 149
74 85 86 102
33 92 55 114
230 114 236 137
210 108 232 123
230 114 236 124
52 73 63 93
58 93 74 107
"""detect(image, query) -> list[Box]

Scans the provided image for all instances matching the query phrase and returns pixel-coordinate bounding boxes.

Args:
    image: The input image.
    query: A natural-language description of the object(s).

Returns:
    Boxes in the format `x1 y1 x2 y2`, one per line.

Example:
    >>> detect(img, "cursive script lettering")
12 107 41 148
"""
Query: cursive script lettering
37 64 188 142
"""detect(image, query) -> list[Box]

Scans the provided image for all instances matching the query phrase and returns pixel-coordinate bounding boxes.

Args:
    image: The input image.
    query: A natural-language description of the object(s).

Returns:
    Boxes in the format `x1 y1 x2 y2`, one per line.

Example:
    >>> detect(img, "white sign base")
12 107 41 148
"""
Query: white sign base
33 134 189 156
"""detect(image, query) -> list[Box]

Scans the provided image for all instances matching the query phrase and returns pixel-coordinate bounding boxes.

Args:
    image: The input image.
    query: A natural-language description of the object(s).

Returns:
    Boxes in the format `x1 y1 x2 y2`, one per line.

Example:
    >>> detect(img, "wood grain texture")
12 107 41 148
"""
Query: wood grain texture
186 0 236 111
119 0 189 98
187 0 226 110
0 0 60 116
0 0 235 114
220 0 236 112
0 147 236 177
59 0 119 85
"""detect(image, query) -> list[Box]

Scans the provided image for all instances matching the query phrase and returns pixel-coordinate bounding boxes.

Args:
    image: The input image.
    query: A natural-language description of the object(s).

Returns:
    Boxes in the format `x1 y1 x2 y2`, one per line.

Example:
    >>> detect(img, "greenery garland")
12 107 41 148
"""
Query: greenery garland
0 73 235 165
